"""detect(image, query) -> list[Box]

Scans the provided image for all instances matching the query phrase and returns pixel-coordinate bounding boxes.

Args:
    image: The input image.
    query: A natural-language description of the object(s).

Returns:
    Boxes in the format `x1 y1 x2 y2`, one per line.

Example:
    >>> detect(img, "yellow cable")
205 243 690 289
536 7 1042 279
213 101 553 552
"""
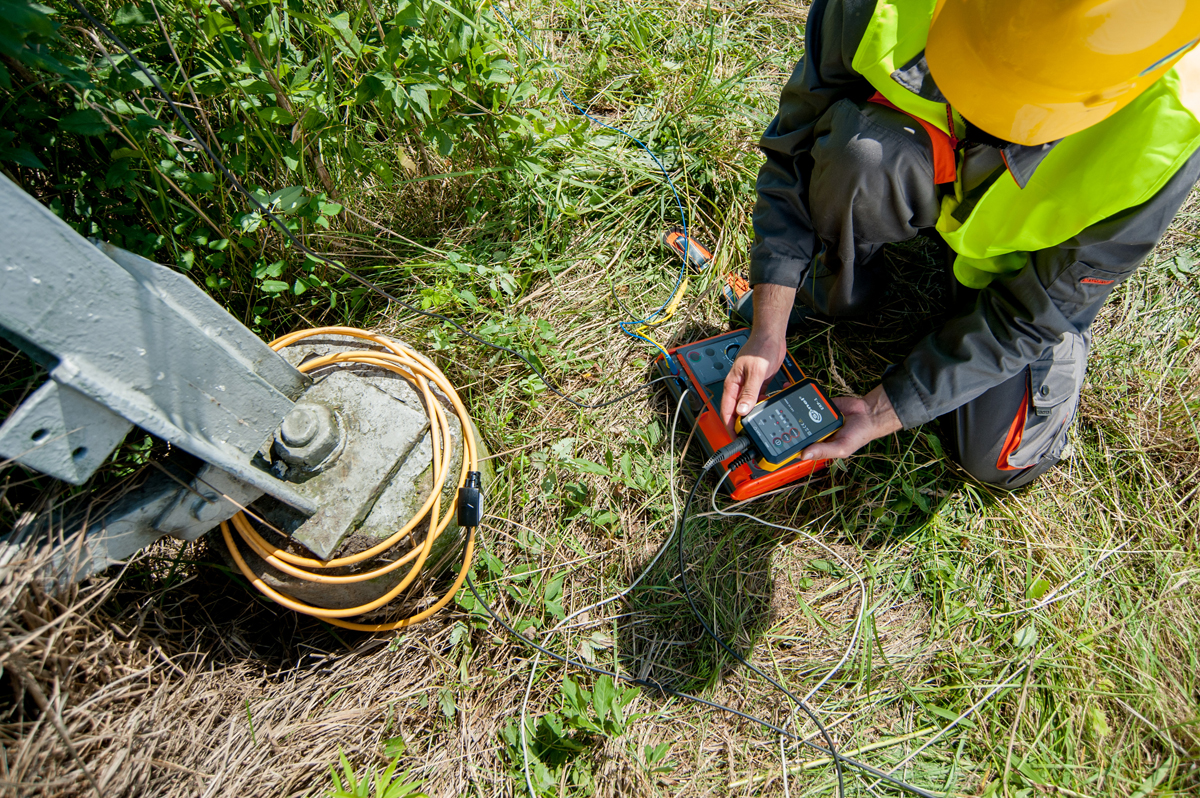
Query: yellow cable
633 275 690 335
630 274 690 357
655 275 690 326
220 326 479 632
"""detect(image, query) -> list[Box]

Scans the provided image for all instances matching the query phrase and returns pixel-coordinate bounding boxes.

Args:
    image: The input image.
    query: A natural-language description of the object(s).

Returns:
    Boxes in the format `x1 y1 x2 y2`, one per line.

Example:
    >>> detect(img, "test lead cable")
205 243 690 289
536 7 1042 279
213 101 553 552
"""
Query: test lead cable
675 456 843 798
463 566 940 798
462 424 941 798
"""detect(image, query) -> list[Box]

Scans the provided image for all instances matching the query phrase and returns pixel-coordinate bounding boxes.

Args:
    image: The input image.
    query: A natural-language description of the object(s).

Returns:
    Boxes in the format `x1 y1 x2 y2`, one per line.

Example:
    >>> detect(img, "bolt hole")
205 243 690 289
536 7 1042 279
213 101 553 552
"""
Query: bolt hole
31 428 50 443
71 446 88 461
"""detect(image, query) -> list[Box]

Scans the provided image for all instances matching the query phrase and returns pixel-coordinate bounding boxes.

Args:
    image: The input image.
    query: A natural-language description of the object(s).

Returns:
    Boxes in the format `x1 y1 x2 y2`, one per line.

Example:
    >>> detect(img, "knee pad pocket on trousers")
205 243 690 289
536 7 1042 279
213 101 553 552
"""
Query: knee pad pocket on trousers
1005 332 1088 471
944 331 1089 490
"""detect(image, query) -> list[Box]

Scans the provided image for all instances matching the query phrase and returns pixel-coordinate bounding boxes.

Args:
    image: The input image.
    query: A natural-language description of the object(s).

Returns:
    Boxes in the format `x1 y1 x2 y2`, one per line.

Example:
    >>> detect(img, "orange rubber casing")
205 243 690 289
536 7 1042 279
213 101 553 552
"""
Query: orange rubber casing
654 328 831 502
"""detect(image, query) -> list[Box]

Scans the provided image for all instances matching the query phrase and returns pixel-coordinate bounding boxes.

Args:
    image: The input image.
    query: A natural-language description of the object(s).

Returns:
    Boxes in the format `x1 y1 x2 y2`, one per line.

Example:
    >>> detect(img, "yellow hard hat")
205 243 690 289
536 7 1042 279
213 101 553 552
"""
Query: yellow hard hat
926 0 1200 146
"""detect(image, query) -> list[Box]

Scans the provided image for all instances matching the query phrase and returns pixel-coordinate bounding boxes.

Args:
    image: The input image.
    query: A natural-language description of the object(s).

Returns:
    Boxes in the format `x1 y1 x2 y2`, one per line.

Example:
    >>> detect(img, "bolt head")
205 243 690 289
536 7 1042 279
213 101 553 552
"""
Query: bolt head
280 406 319 446
274 402 341 469
192 493 223 521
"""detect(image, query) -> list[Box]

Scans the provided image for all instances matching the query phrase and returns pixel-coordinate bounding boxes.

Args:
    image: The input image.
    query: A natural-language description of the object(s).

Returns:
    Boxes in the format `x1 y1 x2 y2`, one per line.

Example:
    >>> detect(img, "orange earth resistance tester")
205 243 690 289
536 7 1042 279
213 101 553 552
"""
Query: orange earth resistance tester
652 232 842 502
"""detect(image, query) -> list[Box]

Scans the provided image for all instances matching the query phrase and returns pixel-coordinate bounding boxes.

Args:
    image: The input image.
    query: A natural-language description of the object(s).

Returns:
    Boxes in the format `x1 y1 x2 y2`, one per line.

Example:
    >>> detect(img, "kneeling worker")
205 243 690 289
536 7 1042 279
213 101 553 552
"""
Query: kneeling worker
721 0 1200 488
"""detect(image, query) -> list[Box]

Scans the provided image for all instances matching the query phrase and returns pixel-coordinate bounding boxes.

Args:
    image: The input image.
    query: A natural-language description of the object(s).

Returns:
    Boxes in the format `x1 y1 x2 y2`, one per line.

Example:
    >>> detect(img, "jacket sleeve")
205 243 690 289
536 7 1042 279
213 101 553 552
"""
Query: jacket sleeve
748 0 875 289
881 148 1200 428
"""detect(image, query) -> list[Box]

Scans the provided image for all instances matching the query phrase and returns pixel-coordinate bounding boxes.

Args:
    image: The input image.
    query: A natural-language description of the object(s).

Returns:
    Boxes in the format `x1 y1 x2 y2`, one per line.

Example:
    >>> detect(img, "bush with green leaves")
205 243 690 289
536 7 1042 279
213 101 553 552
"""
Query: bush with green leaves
0 0 562 328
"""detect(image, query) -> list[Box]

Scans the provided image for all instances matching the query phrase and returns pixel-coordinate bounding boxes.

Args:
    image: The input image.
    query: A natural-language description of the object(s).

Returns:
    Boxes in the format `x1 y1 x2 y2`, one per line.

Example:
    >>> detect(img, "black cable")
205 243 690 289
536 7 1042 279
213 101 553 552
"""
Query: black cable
463 568 939 798
703 435 752 470
63 0 675 411
676 462 844 795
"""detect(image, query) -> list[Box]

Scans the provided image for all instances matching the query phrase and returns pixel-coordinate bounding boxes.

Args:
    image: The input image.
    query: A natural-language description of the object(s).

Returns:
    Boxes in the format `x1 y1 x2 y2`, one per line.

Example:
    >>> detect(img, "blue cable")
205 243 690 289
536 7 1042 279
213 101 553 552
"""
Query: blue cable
489 1 691 364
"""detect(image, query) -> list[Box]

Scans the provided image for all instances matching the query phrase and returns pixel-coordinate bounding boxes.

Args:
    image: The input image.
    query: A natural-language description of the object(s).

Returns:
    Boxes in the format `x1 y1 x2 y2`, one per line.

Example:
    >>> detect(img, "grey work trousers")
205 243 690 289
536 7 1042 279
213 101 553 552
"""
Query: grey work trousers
801 98 1084 489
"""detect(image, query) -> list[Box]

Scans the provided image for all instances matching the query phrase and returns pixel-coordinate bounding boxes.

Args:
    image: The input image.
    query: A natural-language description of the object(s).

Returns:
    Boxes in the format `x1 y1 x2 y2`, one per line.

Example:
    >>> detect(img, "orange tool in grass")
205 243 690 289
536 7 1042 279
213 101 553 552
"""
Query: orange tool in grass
662 228 749 311
662 227 714 273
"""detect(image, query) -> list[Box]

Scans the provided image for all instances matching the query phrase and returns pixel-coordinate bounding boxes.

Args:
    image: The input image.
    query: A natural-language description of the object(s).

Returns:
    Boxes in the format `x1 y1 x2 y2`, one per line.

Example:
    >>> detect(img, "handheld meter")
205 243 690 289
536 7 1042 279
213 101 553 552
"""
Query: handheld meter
654 328 842 501
734 380 843 471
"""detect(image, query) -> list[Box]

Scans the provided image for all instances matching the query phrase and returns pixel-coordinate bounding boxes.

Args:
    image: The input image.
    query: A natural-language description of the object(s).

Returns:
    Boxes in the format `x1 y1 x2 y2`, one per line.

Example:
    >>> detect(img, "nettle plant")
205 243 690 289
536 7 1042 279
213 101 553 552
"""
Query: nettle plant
0 0 557 327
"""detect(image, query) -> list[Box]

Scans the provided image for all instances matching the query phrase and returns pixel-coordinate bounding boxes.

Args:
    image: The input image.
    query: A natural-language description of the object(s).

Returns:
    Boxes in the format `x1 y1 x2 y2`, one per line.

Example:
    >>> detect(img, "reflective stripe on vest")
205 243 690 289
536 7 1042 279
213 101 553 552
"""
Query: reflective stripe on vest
852 0 1200 288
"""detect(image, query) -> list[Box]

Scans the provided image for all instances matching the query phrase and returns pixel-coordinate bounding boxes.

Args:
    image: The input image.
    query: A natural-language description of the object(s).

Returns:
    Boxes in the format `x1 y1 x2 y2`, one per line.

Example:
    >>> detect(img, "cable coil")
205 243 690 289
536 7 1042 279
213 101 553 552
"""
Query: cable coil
220 326 479 632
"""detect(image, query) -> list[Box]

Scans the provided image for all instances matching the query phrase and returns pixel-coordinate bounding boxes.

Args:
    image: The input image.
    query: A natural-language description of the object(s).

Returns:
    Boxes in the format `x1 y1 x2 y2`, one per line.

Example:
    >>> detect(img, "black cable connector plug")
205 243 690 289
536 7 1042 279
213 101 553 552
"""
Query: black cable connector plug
725 450 755 472
703 436 753 470
457 471 484 528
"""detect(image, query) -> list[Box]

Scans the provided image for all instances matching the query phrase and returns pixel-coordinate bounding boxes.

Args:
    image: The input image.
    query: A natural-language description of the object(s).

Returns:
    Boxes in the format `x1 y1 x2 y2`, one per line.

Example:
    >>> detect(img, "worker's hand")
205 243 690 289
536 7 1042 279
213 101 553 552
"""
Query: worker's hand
800 385 902 461
720 328 787 430
721 283 798 430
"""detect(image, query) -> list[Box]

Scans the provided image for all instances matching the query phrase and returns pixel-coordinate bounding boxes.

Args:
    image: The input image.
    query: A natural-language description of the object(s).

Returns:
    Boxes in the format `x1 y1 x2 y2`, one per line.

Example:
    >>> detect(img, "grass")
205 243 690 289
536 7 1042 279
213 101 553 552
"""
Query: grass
1 0 1198 796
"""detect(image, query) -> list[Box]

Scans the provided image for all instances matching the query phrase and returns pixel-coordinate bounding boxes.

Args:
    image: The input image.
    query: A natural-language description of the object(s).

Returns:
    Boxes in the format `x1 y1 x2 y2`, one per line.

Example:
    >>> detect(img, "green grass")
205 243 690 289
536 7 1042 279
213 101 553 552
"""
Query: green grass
1 0 1198 796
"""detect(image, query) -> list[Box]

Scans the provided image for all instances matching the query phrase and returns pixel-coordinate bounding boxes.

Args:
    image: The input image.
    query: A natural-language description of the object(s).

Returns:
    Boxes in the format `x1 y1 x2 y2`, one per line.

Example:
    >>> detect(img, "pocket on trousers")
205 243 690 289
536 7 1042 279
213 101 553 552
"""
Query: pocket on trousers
1007 332 1089 470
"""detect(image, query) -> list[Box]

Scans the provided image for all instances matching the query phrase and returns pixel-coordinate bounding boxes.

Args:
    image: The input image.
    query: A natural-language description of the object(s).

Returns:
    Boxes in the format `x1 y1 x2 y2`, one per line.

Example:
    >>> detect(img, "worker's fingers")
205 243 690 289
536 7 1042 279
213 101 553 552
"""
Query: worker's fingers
736 371 764 417
719 365 747 429
800 396 874 461
720 356 770 430
720 332 787 430
801 429 869 461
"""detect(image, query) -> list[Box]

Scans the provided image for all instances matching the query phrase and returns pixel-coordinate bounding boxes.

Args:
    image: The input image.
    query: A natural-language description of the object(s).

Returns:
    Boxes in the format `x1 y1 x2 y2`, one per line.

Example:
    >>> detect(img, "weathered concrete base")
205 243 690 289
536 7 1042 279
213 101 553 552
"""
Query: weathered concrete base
222 334 491 611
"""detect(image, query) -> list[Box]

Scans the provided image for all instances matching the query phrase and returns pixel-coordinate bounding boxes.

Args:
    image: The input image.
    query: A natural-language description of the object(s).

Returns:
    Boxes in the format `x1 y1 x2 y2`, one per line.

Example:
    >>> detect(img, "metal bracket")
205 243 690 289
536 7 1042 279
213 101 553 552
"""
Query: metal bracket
0 380 133 484
0 173 314 513
47 461 266 584
154 464 264 542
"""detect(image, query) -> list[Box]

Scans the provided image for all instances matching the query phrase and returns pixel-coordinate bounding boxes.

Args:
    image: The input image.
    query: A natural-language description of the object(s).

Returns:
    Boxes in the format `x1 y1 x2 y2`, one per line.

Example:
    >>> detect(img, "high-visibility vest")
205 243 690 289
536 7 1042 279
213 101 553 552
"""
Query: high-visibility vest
851 0 1200 288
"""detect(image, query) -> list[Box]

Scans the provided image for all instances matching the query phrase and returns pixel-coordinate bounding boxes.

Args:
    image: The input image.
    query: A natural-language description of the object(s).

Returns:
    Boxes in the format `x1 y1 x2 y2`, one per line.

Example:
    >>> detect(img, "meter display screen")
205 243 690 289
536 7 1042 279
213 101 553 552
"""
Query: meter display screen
742 381 842 462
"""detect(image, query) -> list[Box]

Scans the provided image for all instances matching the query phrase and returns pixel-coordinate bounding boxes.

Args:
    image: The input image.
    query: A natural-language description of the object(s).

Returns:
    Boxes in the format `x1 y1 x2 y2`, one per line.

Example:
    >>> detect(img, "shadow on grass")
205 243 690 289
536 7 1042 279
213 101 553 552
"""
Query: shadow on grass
619 238 958 694
616 513 777 696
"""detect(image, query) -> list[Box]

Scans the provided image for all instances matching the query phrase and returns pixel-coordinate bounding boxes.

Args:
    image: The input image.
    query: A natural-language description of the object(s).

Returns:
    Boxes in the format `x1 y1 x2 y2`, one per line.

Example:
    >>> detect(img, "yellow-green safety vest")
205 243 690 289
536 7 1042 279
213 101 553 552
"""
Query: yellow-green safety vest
851 0 1200 288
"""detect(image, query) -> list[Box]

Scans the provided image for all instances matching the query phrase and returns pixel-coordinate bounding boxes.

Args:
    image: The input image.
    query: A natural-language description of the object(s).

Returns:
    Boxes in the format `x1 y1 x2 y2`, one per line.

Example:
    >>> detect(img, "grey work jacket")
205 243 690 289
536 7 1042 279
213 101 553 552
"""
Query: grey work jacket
750 0 1200 428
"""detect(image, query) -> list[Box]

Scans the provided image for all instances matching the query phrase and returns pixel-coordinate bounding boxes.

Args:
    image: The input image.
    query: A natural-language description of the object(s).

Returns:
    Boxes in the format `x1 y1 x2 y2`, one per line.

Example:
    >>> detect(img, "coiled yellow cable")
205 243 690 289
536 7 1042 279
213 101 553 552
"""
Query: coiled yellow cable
220 326 478 632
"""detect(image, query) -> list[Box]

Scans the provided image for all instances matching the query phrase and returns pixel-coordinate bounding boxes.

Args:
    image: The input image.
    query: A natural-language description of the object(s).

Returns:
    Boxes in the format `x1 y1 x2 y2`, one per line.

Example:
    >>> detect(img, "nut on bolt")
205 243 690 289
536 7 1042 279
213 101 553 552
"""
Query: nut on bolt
274 402 341 469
